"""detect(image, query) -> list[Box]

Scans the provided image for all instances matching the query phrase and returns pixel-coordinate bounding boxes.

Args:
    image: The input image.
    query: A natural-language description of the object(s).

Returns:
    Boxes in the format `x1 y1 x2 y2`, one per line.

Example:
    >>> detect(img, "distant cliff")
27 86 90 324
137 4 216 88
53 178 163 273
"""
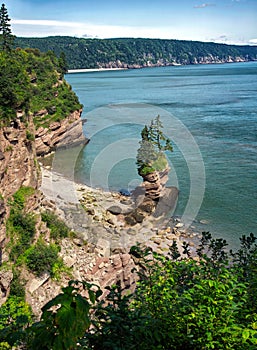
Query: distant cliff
15 36 257 70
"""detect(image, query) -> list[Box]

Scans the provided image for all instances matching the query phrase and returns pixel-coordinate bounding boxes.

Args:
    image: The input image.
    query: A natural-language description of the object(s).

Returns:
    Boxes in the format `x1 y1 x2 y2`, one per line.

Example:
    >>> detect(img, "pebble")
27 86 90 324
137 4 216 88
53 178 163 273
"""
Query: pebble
199 219 209 225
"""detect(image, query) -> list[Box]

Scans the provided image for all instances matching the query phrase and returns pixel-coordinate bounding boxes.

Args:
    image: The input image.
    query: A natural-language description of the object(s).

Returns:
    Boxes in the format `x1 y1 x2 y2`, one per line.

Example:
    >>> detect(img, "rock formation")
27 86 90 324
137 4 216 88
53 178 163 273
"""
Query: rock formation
141 166 170 200
0 114 39 249
35 109 88 156
0 104 87 304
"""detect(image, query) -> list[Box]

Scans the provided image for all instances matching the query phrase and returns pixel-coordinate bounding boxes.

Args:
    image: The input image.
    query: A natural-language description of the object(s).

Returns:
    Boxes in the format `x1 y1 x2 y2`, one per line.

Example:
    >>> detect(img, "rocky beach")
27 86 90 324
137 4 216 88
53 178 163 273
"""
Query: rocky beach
40 166 201 254
22 164 202 316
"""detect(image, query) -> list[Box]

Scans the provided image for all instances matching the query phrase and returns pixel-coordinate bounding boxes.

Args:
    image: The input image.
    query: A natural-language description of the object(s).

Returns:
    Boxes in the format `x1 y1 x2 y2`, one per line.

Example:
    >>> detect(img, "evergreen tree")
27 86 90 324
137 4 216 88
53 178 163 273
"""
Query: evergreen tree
58 51 68 77
136 115 173 176
0 3 14 51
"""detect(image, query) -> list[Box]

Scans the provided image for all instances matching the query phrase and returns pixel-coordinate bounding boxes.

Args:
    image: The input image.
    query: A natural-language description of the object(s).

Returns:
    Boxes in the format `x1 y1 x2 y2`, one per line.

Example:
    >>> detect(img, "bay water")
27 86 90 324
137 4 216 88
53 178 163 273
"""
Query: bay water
65 62 257 246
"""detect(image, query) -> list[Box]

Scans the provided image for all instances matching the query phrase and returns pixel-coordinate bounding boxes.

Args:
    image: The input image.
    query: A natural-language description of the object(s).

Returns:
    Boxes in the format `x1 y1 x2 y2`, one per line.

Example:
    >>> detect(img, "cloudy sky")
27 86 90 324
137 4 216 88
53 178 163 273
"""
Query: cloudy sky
4 0 257 45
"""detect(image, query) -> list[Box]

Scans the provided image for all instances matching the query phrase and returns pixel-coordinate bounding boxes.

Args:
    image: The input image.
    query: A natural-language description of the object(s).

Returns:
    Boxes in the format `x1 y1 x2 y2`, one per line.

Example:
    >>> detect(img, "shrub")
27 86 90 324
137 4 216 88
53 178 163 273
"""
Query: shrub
27 281 101 350
41 210 70 240
12 186 35 210
26 130 35 141
25 241 60 276
9 269 26 299
2 233 257 349
8 210 36 262
0 296 32 347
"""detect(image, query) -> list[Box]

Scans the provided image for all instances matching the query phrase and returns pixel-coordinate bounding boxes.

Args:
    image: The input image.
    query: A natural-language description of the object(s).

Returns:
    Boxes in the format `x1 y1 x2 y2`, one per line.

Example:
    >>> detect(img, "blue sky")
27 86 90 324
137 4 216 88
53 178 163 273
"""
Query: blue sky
4 0 257 45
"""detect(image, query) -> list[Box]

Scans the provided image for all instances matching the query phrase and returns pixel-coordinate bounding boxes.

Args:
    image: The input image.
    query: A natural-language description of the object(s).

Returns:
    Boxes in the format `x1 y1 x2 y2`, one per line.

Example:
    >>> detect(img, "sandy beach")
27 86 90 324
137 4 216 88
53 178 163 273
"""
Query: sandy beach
67 68 127 74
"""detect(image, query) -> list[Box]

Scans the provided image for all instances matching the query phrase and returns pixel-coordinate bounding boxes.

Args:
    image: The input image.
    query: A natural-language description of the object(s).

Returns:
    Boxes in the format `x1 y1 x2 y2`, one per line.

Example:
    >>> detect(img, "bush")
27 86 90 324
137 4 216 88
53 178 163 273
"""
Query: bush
12 186 35 210
41 210 70 240
0 296 32 347
25 241 60 276
8 210 36 262
2 233 257 349
9 269 26 299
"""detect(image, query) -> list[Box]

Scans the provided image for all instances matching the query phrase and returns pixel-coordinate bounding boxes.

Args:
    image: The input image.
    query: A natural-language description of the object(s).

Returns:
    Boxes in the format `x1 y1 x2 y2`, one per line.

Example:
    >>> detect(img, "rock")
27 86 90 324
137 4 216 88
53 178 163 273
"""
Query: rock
96 238 111 257
138 198 156 213
107 205 122 215
35 108 48 116
143 172 159 183
121 253 131 267
124 215 137 226
175 222 184 228
119 189 131 196
49 121 61 131
98 262 105 269
28 272 50 294
141 166 170 200
132 209 145 224
112 255 122 269
63 256 76 267
0 270 13 301
127 228 137 236
200 219 209 225
35 110 88 156
153 187 179 218
153 237 162 245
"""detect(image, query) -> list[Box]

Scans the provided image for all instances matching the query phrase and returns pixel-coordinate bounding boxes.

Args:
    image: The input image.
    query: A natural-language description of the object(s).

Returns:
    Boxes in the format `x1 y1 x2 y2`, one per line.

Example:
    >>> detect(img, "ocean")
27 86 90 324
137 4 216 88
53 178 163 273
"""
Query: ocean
65 62 257 246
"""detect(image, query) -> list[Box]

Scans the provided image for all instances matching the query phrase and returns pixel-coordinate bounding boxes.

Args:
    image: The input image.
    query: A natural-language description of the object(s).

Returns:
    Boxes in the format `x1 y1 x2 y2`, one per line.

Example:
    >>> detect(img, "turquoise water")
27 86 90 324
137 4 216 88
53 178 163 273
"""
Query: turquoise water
65 62 257 245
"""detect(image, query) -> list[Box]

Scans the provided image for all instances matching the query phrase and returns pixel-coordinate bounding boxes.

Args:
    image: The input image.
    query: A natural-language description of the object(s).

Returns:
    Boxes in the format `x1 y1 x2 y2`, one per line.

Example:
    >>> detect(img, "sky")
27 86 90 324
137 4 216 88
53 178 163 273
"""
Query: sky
3 0 257 45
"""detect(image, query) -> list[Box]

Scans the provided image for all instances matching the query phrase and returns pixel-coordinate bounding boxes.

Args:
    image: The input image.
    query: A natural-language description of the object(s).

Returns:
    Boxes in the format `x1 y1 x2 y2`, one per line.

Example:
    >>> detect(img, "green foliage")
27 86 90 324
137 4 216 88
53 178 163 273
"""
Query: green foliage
26 130 35 141
128 234 257 350
2 233 257 349
0 51 31 120
84 285 147 350
0 3 14 52
8 210 36 262
7 186 37 262
0 296 32 347
12 186 35 210
58 51 68 77
27 280 102 350
9 268 26 299
41 210 70 240
0 47 82 124
14 36 257 69
137 115 172 176
25 240 60 276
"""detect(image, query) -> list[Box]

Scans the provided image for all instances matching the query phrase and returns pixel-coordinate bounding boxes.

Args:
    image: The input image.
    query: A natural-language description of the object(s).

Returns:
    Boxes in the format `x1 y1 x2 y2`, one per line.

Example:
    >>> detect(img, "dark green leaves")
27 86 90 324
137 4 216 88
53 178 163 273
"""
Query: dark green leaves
28 281 102 350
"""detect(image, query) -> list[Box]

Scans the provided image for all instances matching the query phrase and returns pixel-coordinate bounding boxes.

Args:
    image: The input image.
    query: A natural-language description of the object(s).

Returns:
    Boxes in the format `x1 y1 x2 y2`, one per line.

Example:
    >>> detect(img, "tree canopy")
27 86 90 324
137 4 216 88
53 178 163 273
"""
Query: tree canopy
0 48 82 124
137 115 173 176
0 3 14 51
14 36 257 69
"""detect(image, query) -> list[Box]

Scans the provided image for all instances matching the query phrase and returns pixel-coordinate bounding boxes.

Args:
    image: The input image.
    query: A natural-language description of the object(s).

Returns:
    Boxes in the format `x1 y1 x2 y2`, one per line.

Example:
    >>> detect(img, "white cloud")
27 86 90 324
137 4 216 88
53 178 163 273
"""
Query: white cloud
249 39 257 44
11 18 188 40
194 3 216 8
12 19 83 28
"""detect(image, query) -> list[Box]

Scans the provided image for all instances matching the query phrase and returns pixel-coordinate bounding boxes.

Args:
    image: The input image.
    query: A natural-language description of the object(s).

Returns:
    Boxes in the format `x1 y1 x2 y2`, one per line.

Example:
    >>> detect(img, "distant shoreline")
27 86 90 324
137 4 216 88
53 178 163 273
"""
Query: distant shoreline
67 68 127 74
67 60 256 74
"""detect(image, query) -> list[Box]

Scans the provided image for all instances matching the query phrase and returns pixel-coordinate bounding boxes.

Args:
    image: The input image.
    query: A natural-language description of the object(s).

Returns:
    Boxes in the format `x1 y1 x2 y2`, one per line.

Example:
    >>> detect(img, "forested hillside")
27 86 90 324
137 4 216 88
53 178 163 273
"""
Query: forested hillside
15 36 257 70
0 48 81 123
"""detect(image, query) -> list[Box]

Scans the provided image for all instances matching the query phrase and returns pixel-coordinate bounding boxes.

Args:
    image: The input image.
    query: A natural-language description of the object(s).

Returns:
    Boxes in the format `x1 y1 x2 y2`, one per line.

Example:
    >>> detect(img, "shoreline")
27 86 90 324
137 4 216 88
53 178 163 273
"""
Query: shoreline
66 60 255 74
67 68 127 74
40 166 201 256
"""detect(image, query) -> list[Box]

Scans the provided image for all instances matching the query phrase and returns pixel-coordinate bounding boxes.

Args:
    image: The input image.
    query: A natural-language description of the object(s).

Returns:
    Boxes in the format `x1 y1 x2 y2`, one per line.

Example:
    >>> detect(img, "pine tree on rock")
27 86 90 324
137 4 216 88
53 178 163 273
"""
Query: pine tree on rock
0 3 14 51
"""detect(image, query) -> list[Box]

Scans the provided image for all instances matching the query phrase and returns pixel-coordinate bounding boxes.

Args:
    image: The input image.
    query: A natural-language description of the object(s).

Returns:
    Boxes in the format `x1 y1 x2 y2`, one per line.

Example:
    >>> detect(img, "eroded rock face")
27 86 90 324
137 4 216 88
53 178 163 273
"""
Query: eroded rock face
0 270 13 305
35 110 88 156
0 117 39 200
141 166 170 200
